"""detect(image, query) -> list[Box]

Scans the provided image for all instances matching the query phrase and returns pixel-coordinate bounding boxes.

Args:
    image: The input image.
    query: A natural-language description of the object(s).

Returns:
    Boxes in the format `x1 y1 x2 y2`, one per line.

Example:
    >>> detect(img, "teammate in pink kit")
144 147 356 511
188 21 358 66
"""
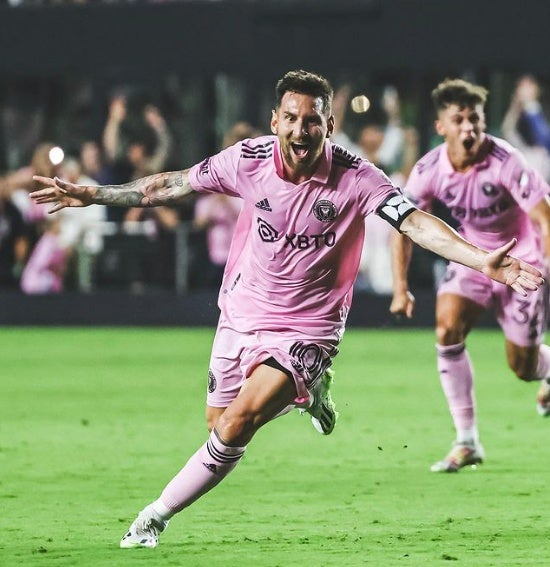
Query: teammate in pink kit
391 78 550 473
31 71 543 547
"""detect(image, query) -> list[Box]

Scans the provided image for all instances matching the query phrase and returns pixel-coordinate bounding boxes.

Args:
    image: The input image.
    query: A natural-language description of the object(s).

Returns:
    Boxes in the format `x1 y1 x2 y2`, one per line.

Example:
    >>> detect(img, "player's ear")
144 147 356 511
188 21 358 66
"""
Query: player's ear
435 119 445 137
326 115 335 138
270 109 278 134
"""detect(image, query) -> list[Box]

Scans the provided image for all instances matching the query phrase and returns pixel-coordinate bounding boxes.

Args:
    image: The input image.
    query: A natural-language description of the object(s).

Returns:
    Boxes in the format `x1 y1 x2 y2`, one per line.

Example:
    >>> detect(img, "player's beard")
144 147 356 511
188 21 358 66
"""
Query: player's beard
281 139 322 175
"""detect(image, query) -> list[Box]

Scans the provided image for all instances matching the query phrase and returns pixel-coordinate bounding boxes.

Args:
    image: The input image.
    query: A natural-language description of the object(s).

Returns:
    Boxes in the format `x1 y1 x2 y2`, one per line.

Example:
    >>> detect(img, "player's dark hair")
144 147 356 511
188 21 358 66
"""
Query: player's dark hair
275 70 333 115
431 78 488 112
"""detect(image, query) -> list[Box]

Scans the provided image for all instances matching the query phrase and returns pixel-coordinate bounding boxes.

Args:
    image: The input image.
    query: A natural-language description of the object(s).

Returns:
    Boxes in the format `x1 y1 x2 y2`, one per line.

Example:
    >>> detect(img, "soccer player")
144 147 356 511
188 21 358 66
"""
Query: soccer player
390 78 550 473
31 70 543 546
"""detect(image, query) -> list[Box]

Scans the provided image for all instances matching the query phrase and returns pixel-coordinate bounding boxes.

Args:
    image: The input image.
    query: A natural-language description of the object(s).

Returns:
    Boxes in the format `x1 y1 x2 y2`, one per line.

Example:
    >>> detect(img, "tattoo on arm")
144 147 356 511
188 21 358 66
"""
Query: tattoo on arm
92 170 192 207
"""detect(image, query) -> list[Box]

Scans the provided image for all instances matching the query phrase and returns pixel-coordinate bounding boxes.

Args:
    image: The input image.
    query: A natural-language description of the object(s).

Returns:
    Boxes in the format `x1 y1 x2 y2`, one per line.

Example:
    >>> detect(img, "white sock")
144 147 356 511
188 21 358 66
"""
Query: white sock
151 498 175 521
456 427 479 445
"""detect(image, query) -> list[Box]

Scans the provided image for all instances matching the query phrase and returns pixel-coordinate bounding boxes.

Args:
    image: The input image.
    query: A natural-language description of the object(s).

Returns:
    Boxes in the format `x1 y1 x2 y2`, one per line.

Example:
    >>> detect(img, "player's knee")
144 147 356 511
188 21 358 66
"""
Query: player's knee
435 323 463 345
206 416 216 433
511 365 537 382
509 358 537 382
215 410 258 446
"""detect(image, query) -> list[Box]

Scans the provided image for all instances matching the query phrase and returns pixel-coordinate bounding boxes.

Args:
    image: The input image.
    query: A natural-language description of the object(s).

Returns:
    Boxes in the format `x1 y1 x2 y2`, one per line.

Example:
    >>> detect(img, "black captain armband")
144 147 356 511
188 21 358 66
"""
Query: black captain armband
376 192 417 231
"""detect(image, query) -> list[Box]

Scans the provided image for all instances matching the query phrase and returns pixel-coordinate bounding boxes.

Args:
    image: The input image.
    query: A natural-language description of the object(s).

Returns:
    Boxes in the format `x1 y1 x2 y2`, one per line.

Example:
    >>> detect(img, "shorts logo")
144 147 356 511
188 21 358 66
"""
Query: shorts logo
313 200 338 222
257 218 278 242
482 182 498 196
208 369 217 393
289 341 332 387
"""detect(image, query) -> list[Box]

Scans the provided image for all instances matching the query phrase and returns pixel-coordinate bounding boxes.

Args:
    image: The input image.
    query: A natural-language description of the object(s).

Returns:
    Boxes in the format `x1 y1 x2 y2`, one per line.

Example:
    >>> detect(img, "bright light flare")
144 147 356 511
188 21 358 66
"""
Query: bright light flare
49 146 65 166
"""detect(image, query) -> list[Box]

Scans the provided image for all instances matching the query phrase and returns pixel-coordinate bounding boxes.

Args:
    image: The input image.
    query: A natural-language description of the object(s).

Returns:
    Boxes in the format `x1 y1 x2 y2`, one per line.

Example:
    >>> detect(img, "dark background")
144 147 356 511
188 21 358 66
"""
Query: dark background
1 0 549 78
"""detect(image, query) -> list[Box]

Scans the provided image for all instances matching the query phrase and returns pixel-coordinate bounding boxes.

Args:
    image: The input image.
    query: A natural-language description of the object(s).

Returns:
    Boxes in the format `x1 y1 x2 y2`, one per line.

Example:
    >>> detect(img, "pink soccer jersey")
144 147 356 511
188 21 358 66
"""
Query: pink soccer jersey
188 135 415 338
405 135 549 267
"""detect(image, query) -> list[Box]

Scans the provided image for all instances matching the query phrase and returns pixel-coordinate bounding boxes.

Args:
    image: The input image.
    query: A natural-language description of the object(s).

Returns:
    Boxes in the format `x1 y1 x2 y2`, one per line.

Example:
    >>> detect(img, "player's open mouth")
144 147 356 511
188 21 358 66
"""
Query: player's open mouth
291 142 310 159
463 138 475 150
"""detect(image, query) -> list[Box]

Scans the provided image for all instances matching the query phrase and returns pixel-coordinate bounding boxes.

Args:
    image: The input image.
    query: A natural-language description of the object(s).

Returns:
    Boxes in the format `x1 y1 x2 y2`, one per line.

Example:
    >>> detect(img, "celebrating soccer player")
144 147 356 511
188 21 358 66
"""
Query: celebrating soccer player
390 78 550 473
31 70 543 546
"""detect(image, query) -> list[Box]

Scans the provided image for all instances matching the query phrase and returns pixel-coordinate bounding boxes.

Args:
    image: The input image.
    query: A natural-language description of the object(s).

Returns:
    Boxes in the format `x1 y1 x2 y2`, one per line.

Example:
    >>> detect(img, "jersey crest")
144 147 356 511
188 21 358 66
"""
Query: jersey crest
312 199 338 222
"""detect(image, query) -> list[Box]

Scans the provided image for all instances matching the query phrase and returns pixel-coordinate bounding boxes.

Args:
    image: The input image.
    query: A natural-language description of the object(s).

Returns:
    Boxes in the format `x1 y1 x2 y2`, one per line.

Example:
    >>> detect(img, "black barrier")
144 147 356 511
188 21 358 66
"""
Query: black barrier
0 0 549 78
0 289 498 328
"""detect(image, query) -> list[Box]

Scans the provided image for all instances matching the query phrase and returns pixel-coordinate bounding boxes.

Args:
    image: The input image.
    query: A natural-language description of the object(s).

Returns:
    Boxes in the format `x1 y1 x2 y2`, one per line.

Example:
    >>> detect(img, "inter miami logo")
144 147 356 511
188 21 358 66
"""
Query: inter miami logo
208 369 217 393
257 218 278 242
313 200 338 222
482 182 498 197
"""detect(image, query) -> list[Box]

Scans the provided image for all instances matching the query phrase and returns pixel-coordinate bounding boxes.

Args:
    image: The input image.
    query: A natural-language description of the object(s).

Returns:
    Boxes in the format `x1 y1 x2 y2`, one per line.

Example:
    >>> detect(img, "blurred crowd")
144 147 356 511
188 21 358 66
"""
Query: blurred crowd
1 73 549 296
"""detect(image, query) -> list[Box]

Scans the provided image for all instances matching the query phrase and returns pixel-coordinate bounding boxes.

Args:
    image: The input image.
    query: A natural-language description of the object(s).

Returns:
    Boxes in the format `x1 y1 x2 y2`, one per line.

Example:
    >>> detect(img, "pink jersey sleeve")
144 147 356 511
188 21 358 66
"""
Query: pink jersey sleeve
188 141 242 197
500 147 550 212
354 161 416 230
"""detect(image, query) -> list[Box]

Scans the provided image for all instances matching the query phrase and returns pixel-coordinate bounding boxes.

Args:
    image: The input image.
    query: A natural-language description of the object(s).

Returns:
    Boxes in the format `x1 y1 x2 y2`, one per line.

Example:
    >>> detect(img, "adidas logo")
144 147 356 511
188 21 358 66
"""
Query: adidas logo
255 198 272 211
203 462 218 474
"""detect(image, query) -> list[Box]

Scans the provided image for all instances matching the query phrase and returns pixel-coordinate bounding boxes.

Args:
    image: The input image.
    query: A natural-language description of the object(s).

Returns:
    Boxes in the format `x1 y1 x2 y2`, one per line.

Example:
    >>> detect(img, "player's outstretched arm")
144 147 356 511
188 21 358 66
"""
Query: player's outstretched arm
400 209 544 296
31 169 193 213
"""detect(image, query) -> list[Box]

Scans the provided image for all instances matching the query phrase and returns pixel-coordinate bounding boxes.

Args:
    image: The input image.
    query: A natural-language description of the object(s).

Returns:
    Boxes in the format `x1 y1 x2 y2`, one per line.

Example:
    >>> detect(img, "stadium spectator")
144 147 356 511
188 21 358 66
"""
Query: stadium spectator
390 78 550 473
0 195 30 288
79 140 115 186
1 142 65 262
31 70 543 548
20 216 69 294
501 74 550 181
102 94 173 218
103 94 179 289
57 156 107 291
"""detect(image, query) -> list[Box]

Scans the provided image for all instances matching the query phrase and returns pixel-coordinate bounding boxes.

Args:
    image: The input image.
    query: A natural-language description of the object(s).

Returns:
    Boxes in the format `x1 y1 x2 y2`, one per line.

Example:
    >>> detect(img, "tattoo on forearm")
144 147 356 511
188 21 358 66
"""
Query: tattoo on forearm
94 187 144 207
91 170 191 207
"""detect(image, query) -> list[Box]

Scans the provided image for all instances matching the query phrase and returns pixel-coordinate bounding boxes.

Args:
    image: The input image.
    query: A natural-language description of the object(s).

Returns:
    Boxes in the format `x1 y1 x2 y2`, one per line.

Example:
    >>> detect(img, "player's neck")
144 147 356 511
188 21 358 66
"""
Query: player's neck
282 162 315 185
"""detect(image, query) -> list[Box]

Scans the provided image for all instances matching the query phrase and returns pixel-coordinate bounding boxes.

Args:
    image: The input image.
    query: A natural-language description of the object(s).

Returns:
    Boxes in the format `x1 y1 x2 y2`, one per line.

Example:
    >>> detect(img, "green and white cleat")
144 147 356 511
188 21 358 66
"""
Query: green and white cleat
430 441 485 473
120 504 169 549
303 368 339 435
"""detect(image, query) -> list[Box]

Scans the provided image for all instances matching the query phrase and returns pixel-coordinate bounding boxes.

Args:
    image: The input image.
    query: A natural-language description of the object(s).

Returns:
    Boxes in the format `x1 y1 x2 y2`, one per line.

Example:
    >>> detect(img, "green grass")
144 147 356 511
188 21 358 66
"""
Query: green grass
1 327 548 566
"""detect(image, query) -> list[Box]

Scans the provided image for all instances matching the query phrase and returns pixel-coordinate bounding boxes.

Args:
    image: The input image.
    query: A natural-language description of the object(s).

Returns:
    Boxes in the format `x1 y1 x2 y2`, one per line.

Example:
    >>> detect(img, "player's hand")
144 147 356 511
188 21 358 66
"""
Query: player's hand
30 176 95 213
483 238 544 296
389 289 415 319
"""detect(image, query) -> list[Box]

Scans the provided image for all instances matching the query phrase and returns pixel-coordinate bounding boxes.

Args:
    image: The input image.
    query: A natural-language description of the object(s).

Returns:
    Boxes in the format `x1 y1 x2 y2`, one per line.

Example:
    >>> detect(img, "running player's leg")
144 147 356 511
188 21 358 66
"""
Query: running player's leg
496 282 550 415
431 287 486 472
121 364 296 548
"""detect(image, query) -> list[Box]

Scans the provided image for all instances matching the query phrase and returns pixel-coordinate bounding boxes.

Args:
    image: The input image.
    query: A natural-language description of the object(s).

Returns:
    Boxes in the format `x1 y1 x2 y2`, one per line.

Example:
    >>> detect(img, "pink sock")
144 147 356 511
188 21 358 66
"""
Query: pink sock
160 429 246 513
536 344 550 380
436 343 476 432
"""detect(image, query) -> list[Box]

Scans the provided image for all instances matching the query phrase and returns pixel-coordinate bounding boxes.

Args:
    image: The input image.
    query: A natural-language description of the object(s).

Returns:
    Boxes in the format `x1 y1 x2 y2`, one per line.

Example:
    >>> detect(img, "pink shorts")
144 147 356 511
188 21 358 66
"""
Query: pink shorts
206 319 339 407
438 262 548 347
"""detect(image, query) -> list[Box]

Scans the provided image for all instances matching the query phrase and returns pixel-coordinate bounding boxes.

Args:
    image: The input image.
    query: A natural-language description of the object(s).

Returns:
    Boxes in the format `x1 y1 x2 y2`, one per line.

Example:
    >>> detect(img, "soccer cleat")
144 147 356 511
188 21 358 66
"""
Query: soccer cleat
536 380 550 416
430 441 485 473
120 504 169 549
303 368 339 435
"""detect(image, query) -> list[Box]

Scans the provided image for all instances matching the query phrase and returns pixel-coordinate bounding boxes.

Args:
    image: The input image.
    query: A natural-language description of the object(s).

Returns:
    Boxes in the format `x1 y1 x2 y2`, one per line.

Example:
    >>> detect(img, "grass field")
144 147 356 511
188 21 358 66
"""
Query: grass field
1 327 549 566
